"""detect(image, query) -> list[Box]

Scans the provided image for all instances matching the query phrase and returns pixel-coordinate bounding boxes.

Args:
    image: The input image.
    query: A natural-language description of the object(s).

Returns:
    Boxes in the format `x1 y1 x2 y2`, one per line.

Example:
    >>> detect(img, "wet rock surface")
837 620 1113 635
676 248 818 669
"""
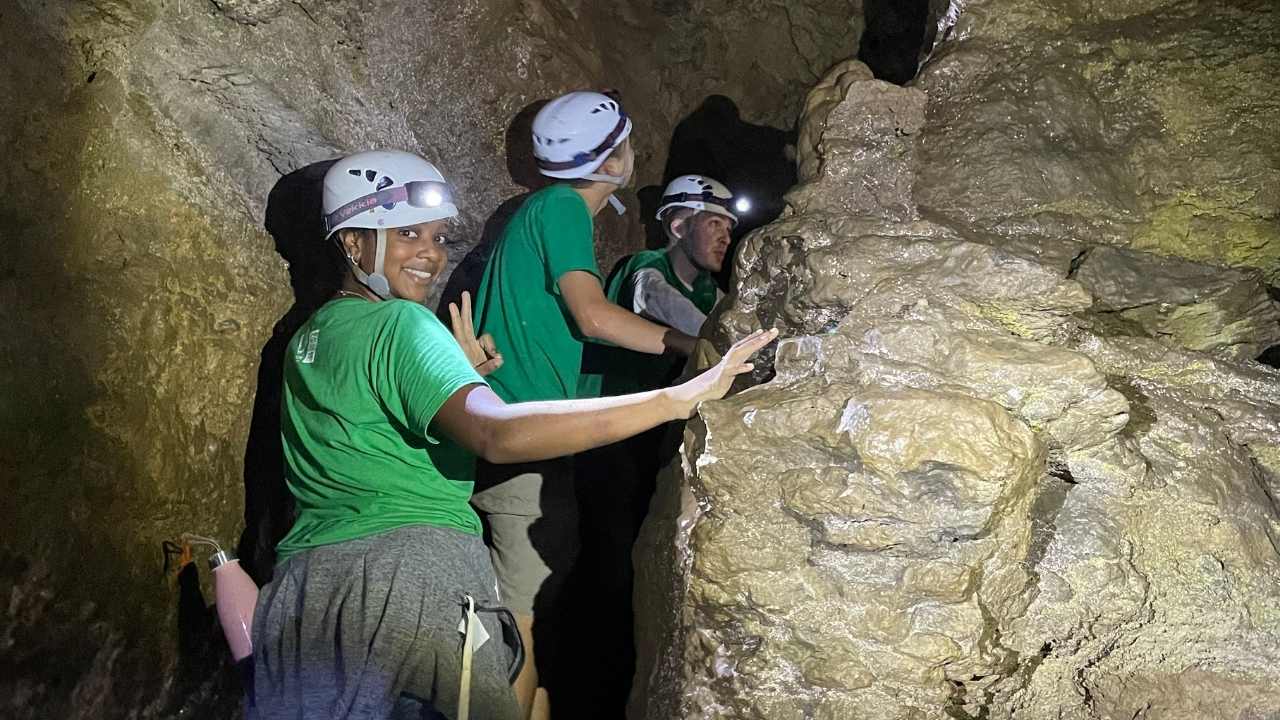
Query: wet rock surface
915 0 1280 284
1 0 858 716
633 1 1280 718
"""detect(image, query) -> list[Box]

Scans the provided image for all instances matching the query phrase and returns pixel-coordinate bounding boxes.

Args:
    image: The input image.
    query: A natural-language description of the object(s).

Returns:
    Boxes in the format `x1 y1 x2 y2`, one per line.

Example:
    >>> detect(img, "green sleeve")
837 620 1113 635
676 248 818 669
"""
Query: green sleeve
540 192 601 294
374 303 485 439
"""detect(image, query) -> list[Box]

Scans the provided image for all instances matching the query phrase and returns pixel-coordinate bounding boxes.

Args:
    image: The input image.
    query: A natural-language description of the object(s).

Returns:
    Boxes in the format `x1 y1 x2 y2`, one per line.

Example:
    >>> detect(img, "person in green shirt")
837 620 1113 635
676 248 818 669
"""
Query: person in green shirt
601 174 739 394
470 91 702 718
252 149 777 720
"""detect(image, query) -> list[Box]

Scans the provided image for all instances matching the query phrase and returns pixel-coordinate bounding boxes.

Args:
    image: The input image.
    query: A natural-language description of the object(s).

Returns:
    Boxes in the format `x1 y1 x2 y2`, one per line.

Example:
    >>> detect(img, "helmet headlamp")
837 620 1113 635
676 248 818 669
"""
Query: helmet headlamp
324 180 455 232
660 189 743 217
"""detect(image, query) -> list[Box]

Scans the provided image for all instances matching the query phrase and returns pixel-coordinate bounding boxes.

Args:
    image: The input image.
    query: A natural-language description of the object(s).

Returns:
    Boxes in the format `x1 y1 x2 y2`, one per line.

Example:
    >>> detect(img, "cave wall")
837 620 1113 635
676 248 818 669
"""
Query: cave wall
0 0 860 715
633 1 1280 718
917 0 1280 285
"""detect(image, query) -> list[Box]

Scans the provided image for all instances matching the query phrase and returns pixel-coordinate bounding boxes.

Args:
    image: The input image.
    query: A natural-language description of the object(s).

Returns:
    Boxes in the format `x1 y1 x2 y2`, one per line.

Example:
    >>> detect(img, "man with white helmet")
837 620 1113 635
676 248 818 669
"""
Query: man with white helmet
600 174 738 393
470 91 700 719
250 149 778 720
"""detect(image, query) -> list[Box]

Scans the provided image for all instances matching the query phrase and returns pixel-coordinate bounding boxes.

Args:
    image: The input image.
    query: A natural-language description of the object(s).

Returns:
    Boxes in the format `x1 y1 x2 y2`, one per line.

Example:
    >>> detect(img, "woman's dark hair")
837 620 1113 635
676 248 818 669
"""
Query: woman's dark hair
321 233 353 286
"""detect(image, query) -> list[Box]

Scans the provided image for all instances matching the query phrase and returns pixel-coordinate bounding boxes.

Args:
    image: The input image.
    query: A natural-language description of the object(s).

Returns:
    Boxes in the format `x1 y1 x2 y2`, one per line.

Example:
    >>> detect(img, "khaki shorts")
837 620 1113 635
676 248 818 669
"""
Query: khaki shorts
470 457 578 617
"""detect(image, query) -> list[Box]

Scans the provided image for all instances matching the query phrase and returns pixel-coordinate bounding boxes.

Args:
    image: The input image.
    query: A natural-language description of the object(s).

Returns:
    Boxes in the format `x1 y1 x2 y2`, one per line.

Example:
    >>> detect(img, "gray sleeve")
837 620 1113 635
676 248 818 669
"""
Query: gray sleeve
630 268 707 336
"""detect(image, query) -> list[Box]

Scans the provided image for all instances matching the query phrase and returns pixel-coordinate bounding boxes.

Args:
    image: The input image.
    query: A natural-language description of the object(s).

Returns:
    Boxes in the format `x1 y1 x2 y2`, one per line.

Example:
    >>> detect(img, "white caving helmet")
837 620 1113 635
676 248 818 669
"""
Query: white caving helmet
532 91 633 213
322 150 458 299
656 175 740 227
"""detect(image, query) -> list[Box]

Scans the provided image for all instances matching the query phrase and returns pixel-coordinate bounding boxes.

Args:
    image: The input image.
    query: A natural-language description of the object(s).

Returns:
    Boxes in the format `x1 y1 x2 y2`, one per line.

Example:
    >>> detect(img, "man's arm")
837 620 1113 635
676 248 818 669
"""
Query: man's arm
630 269 708 337
559 270 696 355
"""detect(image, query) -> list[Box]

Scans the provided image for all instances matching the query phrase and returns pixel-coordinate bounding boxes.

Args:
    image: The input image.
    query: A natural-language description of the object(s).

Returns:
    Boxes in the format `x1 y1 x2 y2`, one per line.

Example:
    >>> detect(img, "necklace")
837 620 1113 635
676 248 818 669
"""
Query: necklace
335 289 371 301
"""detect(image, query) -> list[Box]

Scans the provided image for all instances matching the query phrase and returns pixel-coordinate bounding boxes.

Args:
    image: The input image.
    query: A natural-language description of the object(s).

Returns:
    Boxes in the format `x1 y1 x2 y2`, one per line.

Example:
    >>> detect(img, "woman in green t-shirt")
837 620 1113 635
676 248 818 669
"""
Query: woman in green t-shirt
251 150 776 720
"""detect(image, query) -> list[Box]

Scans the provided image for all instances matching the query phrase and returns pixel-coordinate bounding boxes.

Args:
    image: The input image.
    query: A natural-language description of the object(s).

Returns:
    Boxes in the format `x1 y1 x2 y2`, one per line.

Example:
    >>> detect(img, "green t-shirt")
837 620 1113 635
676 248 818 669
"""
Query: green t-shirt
275 298 485 560
588 249 719 396
473 184 602 402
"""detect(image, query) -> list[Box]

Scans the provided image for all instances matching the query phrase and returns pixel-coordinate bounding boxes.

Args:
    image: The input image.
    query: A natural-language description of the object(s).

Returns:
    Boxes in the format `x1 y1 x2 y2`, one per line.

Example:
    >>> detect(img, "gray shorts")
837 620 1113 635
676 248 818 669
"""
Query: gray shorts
470 457 578 617
251 525 521 720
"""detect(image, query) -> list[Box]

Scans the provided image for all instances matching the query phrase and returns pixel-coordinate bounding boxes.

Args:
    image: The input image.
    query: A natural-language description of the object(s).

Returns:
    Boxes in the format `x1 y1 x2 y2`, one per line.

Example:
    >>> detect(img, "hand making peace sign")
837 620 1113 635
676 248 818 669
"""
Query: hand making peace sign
448 291 504 376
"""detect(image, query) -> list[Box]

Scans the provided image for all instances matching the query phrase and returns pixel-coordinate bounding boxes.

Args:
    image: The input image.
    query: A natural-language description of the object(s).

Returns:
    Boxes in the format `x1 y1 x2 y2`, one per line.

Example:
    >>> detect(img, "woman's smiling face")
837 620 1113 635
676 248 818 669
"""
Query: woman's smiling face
343 220 451 302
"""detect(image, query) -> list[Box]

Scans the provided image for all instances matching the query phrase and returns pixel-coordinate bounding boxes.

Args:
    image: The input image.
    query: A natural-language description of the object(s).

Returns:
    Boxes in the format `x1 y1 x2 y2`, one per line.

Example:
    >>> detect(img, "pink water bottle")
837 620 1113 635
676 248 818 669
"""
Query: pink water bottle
208 549 258 661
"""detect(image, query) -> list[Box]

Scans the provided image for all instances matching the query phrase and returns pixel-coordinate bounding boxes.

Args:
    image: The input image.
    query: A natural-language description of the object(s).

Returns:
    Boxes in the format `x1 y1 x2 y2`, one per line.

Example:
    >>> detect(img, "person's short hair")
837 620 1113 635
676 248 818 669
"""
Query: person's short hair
660 206 698 244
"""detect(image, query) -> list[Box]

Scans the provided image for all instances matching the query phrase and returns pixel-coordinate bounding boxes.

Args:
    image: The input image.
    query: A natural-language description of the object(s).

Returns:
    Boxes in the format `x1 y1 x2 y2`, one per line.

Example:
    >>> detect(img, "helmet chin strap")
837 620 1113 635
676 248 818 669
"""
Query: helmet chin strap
581 173 627 215
345 228 393 299
580 129 632 215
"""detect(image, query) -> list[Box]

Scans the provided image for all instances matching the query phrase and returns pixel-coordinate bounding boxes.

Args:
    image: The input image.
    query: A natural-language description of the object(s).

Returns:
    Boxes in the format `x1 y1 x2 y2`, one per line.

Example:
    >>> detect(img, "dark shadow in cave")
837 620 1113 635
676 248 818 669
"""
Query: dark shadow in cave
237 159 341 586
161 560 248 716
858 0 935 85
437 100 552 321
647 94 798 288
1260 286 1280 369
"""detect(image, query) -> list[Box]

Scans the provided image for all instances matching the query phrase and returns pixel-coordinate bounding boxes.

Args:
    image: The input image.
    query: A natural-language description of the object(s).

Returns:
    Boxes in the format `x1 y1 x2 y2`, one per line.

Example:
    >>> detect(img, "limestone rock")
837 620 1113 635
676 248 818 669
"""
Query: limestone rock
914 0 1280 283
208 0 287 25
635 380 1045 719
1073 245 1280 360
635 3 1280 716
790 63 927 220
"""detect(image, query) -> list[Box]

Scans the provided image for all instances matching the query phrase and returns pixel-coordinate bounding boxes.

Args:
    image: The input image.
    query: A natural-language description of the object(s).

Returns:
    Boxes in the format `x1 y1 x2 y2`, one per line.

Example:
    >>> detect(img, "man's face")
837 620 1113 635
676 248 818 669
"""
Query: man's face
679 211 733 273
344 220 451 303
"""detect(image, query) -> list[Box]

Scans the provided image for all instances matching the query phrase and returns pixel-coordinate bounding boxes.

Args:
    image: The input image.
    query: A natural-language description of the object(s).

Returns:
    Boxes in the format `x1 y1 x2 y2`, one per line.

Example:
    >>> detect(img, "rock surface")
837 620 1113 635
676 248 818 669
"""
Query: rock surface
916 0 1280 284
0 0 859 716
632 2 1280 718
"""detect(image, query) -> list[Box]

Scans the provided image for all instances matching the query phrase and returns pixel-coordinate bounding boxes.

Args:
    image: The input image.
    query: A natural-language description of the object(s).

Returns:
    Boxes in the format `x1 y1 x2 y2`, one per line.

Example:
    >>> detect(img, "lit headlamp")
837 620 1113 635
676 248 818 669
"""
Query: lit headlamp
324 180 455 232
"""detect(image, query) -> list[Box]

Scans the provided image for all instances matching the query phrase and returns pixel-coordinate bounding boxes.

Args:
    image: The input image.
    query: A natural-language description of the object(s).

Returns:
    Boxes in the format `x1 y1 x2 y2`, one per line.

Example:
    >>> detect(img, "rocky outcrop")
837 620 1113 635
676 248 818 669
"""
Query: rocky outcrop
915 0 1280 284
632 2 1280 718
0 0 860 716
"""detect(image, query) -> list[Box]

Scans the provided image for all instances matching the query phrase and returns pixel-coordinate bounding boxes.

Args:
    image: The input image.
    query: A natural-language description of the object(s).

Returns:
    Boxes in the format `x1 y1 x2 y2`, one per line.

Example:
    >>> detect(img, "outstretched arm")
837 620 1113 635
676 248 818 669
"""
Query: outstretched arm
433 329 778 464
